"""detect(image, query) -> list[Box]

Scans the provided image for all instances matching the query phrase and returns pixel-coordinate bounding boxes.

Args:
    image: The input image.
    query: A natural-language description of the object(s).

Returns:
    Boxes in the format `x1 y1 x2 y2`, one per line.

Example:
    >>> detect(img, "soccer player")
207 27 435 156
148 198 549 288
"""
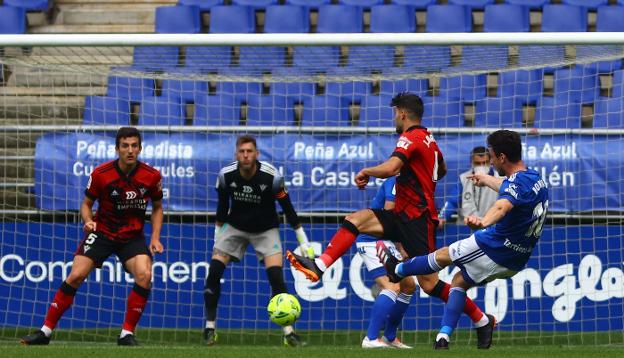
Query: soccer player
287 92 495 349
21 127 164 346
378 129 549 350
203 135 313 347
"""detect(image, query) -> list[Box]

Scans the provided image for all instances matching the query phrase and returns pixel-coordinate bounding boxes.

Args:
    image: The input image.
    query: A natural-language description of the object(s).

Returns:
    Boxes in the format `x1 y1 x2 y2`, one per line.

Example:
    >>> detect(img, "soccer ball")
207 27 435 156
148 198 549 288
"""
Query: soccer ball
267 293 301 326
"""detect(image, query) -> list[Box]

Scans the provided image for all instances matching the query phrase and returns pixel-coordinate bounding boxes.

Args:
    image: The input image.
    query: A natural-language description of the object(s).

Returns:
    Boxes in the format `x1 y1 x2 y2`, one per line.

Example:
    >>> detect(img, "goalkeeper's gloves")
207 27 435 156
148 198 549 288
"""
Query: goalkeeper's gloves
295 227 315 259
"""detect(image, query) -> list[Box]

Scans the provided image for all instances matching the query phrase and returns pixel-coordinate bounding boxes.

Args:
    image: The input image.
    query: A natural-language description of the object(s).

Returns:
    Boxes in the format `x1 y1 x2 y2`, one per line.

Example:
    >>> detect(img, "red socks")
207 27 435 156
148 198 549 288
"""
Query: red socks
43 281 77 329
319 221 359 268
122 284 150 332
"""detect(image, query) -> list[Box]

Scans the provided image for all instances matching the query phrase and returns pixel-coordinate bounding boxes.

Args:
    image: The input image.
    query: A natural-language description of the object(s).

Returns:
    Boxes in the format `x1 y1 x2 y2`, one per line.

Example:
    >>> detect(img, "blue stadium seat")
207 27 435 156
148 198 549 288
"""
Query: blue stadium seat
474 97 523 128
107 76 154 102
338 0 384 8
460 45 509 70
611 69 624 98
517 45 565 69
576 47 623 74
133 46 179 71
448 0 494 10
0 6 26 34
422 96 465 127
347 46 396 71
178 0 222 11
210 6 255 33
562 0 608 10
285 0 330 8
325 81 372 104
483 4 529 32
593 97 624 128
139 96 186 126
270 82 317 103
317 5 363 33
3 0 49 11
497 69 543 105
541 5 587 32
232 0 278 8
403 46 451 72
370 5 416 33
155 5 201 33
216 81 263 104
185 46 231 72
264 5 310 33
426 5 472 33
597 5 624 31
83 96 130 125
504 0 548 10
293 46 340 70
534 97 582 129
392 0 437 9
379 78 428 97
439 74 488 102
193 94 241 126
553 67 599 103
246 95 295 126
161 78 209 104
582 4 624 71
301 96 350 126
359 95 394 127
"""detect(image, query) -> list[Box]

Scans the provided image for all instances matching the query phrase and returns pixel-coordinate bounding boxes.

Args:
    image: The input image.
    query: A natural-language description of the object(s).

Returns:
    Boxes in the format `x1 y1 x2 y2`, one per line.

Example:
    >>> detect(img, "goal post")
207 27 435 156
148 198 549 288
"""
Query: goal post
0 33 623 346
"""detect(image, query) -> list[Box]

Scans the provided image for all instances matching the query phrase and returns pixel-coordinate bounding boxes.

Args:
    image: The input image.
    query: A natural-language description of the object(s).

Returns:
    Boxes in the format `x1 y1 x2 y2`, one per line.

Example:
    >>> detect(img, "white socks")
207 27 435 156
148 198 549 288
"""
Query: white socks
314 258 327 272
120 329 133 338
40 325 52 338
473 314 490 329
436 332 450 342
205 321 215 329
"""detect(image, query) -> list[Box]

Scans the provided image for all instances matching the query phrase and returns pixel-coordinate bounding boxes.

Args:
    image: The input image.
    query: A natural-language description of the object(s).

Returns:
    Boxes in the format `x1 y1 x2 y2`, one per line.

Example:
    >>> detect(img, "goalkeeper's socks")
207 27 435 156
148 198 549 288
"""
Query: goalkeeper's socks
282 325 294 335
440 287 467 337
122 284 150 332
383 292 412 342
366 289 396 340
43 281 77 330
318 221 359 269
431 280 485 325
398 252 441 276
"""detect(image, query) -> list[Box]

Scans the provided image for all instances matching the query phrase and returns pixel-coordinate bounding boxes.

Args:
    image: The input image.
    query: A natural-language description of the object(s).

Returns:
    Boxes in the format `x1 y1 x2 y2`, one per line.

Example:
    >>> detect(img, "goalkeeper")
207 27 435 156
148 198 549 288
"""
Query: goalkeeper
203 135 313 347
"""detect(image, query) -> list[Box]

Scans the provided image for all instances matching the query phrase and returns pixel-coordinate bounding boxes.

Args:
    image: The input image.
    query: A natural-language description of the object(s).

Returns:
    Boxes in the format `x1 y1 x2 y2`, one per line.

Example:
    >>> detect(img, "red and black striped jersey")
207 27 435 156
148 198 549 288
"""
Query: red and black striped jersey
390 125 443 221
85 160 163 241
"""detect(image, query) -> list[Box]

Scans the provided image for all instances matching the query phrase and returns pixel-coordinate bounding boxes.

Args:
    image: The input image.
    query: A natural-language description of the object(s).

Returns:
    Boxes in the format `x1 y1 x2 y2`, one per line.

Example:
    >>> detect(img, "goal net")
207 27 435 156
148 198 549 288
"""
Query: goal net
0 33 623 346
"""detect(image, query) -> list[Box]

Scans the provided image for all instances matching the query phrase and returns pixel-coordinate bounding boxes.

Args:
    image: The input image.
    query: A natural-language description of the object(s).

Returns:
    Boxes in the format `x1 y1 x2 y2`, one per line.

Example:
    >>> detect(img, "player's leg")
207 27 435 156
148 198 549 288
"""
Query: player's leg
434 272 473 350
116 236 154 346
381 275 415 348
287 209 384 282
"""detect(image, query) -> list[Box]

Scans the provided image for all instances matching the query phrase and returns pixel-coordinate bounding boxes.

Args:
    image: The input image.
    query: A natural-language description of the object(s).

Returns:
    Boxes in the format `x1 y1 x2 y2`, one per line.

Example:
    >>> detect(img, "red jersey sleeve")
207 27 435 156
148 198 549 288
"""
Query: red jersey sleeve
391 133 419 163
84 171 102 200
149 171 164 201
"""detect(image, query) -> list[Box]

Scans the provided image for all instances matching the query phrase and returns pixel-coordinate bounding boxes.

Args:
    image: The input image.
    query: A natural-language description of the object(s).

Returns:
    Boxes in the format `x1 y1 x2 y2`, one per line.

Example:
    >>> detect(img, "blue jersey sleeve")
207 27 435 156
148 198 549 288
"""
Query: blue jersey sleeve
499 177 532 207
439 181 460 220
383 177 396 203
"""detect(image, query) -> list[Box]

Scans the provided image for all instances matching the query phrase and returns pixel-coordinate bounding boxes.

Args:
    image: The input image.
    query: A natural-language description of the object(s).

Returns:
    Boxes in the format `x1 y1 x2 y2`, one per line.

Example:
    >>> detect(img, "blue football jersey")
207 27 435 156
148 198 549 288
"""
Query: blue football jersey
357 177 396 243
474 169 549 271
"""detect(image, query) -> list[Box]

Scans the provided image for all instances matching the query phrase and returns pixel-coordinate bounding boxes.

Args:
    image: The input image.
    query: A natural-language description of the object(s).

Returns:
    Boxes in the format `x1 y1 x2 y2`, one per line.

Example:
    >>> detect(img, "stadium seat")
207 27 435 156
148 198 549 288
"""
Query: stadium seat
611 69 624 98
270 82 317 103
285 0 330 8
216 81 263 104
293 46 340 70
317 5 363 33
439 74 488 102
359 95 394 127
379 78 428 97
83 96 130 125
0 6 26 34
193 94 241 126
517 45 565 69
597 5 624 31
139 96 186 126
107 76 155 102
178 0 222 11
338 0 384 8
155 5 201 33
474 97 523 128
483 4 529 32
541 5 587 32
161 78 209 104
232 0 278 8
347 46 396 71
392 0 437 9
448 0 494 10
325 81 372 104
504 0 548 10
588 5 624 71
210 6 255 33
246 95 295 126
497 69 544 105
133 46 179 71
3 0 49 11
562 0 608 10
370 5 416 33
553 67 599 103
460 45 509 70
534 96 582 128
403 46 452 72
576 48 623 74
593 97 624 128
301 96 350 126
421 96 465 127
426 5 472 33
185 46 232 72
264 5 310 33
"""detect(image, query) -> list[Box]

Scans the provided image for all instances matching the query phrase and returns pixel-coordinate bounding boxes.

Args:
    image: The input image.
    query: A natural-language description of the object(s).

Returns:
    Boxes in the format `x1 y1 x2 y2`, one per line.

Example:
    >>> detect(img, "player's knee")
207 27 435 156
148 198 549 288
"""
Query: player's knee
133 268 152 286
418 277 438 295
66 272 87 287
399 277 417 294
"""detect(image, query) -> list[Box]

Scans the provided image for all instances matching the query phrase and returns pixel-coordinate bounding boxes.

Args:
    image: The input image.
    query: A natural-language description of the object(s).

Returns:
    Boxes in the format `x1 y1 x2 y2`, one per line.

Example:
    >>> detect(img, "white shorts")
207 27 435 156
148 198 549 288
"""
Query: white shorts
448 235 517 285
356 240 402 280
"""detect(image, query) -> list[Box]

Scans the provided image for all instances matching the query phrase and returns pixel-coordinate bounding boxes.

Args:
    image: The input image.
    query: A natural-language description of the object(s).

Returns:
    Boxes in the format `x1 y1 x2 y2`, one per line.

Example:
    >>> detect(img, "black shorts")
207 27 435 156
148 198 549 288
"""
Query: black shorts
75 231 151 268
371 209 437 258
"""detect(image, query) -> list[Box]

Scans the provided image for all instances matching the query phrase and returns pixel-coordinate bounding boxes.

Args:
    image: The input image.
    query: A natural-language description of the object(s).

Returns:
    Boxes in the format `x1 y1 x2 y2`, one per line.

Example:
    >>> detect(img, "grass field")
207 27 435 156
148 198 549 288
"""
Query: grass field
2 328 623 358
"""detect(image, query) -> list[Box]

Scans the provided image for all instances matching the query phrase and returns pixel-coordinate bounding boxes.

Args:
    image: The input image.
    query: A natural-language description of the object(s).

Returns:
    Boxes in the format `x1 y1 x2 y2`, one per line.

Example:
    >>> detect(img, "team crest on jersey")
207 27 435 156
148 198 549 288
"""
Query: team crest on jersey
259 184 268 192
139 187 147 196
396 136 412 150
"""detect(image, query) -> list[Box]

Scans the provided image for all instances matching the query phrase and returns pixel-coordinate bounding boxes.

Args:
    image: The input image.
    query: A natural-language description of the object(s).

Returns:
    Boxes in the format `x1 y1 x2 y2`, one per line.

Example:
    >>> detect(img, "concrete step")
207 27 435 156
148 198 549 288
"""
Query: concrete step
0 86 106 96
0 118 84 126
0 189 36 211
6 70 108 87
57 0 176 4
0 160 34 180
0 132 41 150
30 24 155 33
0 148 36 158
57 4 159 26
0 95 84 118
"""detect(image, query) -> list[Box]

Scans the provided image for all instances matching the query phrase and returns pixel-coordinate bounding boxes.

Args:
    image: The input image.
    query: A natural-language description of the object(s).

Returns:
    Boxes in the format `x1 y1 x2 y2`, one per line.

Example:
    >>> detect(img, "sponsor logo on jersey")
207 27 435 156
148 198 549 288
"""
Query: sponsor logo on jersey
396 136 412 150
125 191 137 200
242 186 253 193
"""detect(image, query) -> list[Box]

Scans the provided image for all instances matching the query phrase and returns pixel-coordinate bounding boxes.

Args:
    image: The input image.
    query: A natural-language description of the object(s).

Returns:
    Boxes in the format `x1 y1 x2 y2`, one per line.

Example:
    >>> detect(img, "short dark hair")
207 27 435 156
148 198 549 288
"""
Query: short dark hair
471 146 489 158
390 92 424 120
487 130 522 163
236 134 257 149
115 127 141 148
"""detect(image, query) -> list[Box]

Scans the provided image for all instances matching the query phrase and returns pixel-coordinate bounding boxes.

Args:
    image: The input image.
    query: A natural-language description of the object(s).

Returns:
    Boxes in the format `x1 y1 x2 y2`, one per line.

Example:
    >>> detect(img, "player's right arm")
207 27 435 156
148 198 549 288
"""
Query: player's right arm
465 198 513 230
355 157 403 189
80 196 96 233
214 169 229 239
468 173 504 192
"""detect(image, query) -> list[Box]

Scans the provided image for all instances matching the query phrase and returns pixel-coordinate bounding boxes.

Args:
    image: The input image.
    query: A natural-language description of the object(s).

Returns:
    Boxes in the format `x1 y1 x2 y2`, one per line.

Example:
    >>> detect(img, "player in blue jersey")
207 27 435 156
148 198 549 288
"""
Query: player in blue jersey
356 177 412 349
377 129 549 350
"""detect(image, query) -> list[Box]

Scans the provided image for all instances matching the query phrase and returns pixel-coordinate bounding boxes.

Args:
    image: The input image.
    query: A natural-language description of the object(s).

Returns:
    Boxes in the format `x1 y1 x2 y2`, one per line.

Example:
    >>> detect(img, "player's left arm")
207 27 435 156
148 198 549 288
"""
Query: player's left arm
355 157 403 190
149 199 164 254
464 198 513 230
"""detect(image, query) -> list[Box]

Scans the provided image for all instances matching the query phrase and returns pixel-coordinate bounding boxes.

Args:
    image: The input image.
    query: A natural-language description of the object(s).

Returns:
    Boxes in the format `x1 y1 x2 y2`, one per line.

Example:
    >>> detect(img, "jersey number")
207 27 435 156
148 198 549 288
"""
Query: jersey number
526 200 548 238
85 233 97 245
432 151 439 182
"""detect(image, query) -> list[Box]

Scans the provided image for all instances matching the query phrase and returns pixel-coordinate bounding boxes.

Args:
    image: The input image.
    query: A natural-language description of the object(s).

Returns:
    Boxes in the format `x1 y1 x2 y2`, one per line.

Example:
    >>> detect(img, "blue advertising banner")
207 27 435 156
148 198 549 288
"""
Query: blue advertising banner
34 133 624 212
1 223 623 331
